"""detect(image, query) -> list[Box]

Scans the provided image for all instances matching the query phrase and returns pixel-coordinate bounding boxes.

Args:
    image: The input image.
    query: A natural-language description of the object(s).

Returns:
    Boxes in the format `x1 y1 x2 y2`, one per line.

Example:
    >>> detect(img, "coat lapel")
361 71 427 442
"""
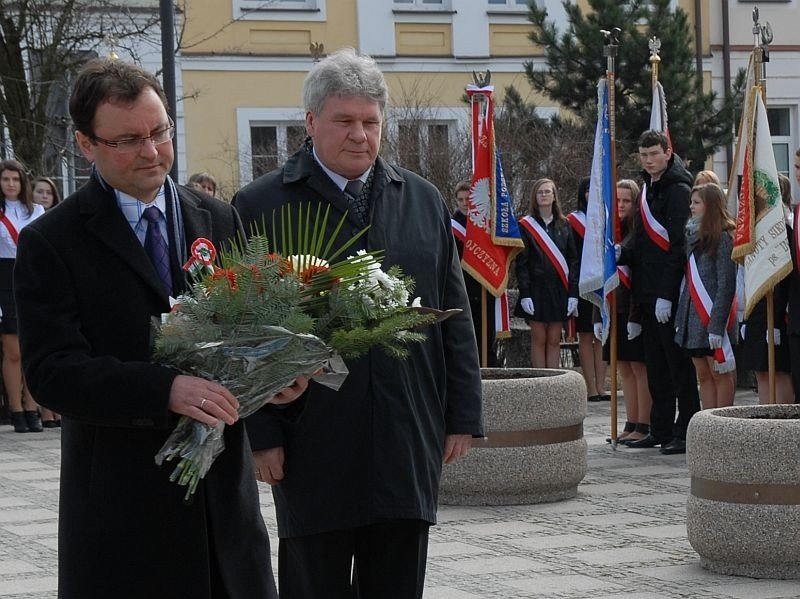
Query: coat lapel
80 179 169 301
179 190 213 253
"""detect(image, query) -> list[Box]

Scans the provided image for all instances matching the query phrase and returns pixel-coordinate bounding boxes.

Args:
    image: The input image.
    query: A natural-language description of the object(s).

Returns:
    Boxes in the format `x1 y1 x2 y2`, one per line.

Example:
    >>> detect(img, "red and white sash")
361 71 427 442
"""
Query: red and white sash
451 218 510 336
686 254 736 373
567 211 586 239
520 216 569 289
640 185 670 252
451 218 466 243
0 212 20 246
618 265 632 289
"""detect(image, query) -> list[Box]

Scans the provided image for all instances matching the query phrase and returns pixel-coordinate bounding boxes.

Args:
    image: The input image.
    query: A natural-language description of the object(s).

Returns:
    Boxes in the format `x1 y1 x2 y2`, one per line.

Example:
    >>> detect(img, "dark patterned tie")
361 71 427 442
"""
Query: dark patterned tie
344 179 369 227
142 206 172 295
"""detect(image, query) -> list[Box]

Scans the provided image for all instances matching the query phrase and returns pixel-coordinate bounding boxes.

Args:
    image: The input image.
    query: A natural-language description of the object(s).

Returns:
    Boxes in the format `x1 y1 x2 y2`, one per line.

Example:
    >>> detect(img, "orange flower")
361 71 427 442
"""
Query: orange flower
210 268 238 291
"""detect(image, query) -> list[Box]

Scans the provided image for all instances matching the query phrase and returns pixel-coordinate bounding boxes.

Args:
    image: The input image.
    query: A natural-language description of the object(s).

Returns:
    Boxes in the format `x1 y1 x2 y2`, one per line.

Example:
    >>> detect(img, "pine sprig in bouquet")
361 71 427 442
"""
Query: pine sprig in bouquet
154 205 438 500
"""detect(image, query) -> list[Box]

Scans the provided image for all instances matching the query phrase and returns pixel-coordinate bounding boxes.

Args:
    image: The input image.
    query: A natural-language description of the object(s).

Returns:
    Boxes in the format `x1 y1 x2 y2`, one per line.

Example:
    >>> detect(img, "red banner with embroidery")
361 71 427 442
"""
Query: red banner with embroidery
640 187 670 252
462 84 523 297
452 217 509 338
519 216 569 290
686 254 736 373
567 211 586 239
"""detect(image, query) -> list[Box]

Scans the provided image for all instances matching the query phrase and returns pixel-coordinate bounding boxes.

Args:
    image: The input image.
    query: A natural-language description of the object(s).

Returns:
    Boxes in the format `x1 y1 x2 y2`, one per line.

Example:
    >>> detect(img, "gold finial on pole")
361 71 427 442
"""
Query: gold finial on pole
103 35 119 61
648 36 661 86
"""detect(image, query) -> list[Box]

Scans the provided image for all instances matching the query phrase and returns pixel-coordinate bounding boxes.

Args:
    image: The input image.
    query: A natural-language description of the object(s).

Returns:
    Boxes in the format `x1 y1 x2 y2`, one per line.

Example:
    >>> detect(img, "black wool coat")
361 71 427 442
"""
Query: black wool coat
14 176 278 599
233 150 484 538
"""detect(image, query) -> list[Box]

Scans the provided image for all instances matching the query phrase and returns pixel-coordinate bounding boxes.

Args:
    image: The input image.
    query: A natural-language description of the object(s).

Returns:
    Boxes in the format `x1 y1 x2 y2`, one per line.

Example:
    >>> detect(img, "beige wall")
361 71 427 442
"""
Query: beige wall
180 0 358 57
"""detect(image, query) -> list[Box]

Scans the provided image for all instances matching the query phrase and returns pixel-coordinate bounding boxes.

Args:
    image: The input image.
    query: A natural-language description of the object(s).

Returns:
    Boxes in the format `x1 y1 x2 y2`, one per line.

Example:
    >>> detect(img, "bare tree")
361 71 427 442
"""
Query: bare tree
380 78 471 204
0 0 161 179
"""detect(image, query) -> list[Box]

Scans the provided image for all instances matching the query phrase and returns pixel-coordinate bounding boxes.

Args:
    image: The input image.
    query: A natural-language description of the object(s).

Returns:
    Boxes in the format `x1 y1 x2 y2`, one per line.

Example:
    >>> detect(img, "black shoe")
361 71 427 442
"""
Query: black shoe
625 434 662 449
42 420 58 429
587 395 603 402
24 410 43 433
11 411 29 433
660 438 686 455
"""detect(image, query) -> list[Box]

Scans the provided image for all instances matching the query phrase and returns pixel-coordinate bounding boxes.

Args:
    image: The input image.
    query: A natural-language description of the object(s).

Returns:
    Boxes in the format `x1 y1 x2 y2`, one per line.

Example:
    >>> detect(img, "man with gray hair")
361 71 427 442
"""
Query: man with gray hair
234 48 483 598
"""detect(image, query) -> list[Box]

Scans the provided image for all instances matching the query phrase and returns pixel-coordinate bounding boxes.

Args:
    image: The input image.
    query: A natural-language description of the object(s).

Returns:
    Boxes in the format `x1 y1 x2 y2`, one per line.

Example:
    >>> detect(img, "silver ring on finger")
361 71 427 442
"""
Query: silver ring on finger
200 398 208 410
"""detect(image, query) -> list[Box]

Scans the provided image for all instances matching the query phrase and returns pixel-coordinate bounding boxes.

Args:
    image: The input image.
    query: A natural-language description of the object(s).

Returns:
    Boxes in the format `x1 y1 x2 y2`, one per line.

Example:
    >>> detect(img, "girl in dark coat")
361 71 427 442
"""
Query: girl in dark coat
515 178 579 367
674 182 737 408
607 180 652 444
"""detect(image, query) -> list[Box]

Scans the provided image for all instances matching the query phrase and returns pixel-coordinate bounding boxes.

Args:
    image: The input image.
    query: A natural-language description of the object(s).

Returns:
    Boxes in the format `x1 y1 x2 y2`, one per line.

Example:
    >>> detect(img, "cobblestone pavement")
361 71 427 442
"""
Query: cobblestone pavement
2 389 799 598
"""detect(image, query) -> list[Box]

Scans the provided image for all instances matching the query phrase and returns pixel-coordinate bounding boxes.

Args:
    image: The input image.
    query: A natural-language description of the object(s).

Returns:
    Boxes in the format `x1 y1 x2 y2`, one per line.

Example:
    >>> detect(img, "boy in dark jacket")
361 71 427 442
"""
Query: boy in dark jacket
618 130 701 454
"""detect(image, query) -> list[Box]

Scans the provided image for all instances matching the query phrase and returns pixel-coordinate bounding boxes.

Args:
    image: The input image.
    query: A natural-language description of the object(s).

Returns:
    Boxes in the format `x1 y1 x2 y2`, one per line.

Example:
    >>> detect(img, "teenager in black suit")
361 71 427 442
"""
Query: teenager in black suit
14 59 306 599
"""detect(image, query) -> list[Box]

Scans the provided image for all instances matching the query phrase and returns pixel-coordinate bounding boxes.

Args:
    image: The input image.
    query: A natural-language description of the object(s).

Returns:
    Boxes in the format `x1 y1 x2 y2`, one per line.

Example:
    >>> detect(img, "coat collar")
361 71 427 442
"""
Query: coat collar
281 150 404 227
78 177 211 301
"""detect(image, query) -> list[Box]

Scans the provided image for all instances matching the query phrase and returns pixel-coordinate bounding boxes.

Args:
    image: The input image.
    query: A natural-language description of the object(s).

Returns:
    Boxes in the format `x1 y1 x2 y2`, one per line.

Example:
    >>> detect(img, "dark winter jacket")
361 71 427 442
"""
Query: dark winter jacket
619 154 693 308
515 216 579 299
233 149 484 538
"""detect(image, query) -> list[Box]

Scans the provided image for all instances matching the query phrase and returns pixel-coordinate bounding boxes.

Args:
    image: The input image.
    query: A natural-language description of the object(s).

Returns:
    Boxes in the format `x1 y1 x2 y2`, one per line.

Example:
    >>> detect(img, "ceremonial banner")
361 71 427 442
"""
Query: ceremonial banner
451 218 511 338
579 78 618 344
733 88 792 317
650 80 672 149
463 85 523 297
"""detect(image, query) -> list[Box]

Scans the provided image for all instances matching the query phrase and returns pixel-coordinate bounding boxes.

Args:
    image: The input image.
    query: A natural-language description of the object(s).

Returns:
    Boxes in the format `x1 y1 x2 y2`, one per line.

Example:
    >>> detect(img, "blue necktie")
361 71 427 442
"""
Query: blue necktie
142 206 172 295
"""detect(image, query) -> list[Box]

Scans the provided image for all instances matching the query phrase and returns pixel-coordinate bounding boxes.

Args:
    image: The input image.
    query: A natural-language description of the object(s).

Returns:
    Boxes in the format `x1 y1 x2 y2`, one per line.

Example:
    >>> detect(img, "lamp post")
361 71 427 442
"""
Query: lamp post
160 0 179 181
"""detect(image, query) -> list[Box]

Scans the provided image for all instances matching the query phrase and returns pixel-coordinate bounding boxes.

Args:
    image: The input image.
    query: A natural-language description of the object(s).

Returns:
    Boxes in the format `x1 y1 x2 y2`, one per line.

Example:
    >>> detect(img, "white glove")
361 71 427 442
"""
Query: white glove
627 322 642 340
740 324 746 340
654 298 672 324
614 244 622 261
768 328 781 346
567 297 579 317
708 333 723 349
593 322 603 341
520 297 535 316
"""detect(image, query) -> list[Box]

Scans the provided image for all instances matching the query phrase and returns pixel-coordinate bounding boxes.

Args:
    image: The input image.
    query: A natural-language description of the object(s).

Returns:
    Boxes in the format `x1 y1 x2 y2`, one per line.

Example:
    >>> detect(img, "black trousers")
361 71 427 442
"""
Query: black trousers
640 308 701 442
278 519 430 599
787 334 800 403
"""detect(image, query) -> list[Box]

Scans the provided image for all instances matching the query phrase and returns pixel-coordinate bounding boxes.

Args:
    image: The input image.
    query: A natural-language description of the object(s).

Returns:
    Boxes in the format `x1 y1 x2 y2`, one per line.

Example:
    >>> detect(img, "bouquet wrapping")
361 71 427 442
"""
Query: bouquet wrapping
153 206 438 500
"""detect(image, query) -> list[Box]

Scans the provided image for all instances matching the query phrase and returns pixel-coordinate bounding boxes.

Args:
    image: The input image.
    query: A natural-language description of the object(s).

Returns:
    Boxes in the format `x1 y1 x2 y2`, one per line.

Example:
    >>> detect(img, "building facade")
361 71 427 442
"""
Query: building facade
179 0 798 199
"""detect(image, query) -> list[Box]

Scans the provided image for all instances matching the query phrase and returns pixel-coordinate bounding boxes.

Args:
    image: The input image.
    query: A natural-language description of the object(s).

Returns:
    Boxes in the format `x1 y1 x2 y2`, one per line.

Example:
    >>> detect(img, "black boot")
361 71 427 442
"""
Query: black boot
24 410 43 433
11 411 29 433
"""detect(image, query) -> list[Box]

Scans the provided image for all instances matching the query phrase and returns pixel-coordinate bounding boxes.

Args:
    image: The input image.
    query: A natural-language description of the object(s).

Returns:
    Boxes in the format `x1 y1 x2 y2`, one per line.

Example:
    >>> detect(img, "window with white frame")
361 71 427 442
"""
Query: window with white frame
236 0 318 13
394 0 451 10
488 0 530 7
767 107 792 179
394 121 452 180
250 124 306 179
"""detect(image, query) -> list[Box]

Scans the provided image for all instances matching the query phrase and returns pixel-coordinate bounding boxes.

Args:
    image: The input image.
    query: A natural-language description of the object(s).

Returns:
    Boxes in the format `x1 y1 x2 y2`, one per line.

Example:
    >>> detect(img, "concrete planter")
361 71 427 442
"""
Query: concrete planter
439 368 587 505
686 404 800 579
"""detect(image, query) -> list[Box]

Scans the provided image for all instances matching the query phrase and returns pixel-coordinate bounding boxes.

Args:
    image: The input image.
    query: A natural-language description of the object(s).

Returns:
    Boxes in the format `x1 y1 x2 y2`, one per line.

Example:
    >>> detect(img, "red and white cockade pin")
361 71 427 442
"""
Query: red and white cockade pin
183 237 217 276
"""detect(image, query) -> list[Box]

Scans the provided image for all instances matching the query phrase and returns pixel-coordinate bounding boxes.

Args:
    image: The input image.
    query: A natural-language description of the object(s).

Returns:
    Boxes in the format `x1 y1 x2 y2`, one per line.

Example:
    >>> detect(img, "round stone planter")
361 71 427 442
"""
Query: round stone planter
686 404 800 579
439 368 587 505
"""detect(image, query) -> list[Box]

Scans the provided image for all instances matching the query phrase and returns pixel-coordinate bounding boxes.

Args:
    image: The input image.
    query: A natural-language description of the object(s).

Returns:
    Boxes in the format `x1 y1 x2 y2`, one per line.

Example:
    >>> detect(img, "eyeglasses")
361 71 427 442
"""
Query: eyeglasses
91 118 175 154
536 188 554 196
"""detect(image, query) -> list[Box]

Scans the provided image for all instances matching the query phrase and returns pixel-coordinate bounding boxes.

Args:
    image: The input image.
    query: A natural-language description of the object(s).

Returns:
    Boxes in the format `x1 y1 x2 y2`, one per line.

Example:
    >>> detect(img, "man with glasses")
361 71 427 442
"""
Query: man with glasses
14 59 304 598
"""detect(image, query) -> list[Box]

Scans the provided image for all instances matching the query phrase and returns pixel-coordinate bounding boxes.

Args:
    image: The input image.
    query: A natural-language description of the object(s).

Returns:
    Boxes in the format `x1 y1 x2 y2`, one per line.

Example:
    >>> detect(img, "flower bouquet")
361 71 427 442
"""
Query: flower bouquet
154 205 439 500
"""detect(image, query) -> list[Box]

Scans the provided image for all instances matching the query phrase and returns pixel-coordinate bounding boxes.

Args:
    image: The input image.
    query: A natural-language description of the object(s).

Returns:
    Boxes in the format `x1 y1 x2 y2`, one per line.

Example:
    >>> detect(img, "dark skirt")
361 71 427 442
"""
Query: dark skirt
575 297 594 333
514 284 567 323
602 316 645 363
0 259 17 334
738 329 791 372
